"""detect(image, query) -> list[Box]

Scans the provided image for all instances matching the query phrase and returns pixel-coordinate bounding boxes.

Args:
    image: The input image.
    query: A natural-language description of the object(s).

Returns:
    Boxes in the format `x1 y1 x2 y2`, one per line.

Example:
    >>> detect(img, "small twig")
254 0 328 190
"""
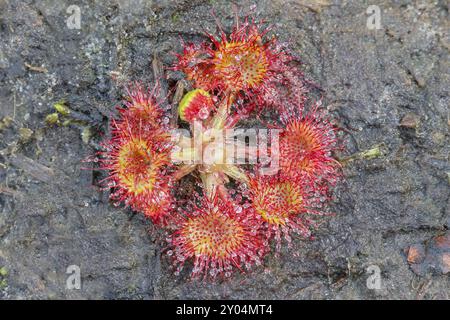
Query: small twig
24 62 48 73
416 278 432 300
152 54 169 110
0 185 20 197
8 154 55 183
170 80 186 126
13 91 16 120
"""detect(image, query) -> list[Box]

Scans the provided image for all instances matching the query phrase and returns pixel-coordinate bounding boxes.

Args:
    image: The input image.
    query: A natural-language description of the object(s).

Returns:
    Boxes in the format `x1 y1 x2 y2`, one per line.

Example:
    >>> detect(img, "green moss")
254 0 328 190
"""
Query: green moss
0 267 8 277
45 113 59 125
54 102 70 116
81 127 92 144
0 116 13 131
359 146 382 160
19 127 33 142
171 12 180 23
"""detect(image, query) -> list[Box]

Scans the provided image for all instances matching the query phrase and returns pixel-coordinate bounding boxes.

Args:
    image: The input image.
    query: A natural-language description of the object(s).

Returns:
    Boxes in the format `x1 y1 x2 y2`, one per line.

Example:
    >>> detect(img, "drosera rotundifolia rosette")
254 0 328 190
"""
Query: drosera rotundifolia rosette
92 15 342 280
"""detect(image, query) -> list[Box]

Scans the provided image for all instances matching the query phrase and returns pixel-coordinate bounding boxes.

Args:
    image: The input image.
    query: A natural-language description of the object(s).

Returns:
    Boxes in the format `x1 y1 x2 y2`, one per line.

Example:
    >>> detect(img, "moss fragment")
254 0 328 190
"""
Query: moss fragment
0 267 8 277
171 12 180 23
359 146 382 160
19 127 33 142
0 116 13 131
338 144 385 164
45 113 59 125
54 102 70 116
81 127 92 144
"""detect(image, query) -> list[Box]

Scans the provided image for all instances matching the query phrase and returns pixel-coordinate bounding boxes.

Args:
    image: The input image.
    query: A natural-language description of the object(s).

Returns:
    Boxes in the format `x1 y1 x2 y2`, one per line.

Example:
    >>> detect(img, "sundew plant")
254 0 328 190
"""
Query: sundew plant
94 15 341 280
